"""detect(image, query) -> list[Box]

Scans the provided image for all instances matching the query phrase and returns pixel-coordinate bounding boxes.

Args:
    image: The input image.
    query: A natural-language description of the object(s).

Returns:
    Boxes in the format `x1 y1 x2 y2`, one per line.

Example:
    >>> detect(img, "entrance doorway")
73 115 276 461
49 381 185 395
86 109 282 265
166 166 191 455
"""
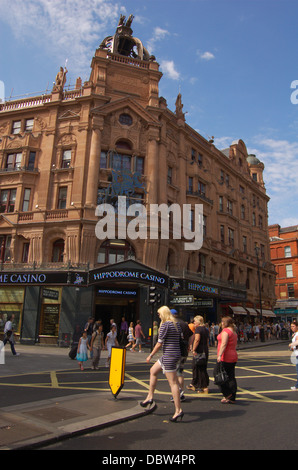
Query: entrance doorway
95 298 137 338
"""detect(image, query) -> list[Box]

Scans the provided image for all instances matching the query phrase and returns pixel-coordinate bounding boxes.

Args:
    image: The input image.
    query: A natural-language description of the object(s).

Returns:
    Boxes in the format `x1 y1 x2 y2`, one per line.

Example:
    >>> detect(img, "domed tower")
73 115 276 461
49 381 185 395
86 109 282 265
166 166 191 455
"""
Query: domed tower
247 154 265 188
87 14 161 108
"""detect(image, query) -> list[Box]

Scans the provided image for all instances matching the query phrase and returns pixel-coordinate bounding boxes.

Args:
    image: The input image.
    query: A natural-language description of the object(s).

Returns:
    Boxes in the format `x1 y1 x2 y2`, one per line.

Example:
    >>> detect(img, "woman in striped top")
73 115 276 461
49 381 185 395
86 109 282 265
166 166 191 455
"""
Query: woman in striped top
140 306 184 422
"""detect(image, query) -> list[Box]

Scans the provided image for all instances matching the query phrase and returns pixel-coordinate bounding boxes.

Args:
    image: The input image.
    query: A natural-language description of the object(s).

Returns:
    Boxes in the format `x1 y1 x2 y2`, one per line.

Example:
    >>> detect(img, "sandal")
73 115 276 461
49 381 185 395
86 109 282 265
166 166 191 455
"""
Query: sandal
221 397 235 404
186 384 197 391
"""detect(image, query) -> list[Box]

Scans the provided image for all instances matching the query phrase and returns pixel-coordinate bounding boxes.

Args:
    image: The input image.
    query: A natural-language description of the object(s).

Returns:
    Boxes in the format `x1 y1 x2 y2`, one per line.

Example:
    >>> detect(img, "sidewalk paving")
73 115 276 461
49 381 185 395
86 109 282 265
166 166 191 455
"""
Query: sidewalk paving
0 338 288 450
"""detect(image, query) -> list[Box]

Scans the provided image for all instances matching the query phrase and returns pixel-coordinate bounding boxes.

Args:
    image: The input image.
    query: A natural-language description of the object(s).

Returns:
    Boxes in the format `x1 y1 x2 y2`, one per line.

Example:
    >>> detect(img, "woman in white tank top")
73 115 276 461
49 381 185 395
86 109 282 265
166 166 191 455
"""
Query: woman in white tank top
289 321 298 390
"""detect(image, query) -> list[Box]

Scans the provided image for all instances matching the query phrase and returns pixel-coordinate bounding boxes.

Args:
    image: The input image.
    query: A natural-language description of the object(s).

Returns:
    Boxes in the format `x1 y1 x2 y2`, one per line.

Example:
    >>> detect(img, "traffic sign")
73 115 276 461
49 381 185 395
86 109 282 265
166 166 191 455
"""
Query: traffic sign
170 295 194 305
109 347 126 398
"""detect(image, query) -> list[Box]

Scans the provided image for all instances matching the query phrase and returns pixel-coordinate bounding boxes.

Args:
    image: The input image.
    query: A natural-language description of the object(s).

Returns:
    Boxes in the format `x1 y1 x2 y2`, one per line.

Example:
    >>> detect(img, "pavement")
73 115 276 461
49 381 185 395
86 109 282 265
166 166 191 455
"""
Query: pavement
0 337 289 450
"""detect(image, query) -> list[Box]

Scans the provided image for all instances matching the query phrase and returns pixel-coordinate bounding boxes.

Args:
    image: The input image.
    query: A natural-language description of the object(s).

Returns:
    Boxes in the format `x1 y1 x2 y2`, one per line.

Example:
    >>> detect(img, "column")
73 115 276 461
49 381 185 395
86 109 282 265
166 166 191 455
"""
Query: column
85 115 103 207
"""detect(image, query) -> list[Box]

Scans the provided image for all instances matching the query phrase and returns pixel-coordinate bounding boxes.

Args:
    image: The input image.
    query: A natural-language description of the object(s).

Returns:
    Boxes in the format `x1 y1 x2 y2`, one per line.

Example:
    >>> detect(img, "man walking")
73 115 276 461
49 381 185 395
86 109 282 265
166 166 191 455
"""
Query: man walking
132 320 145 352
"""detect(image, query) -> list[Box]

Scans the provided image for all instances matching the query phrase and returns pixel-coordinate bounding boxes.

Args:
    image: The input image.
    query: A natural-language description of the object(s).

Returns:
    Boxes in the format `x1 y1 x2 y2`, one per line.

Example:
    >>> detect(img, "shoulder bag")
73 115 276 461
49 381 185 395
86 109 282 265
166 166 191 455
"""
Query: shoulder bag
213 361 229 386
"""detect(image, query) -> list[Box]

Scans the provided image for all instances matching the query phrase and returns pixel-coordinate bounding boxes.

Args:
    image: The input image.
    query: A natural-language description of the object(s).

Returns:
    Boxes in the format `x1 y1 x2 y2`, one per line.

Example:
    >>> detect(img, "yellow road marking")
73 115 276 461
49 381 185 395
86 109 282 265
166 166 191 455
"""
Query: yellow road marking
50 371 59 388
125 372 150 390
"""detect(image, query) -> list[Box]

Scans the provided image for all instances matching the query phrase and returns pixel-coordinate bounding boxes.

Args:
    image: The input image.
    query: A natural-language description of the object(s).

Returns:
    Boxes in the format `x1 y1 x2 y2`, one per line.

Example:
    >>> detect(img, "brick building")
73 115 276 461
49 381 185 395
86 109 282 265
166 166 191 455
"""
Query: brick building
269 224 298 321
0 16 275 344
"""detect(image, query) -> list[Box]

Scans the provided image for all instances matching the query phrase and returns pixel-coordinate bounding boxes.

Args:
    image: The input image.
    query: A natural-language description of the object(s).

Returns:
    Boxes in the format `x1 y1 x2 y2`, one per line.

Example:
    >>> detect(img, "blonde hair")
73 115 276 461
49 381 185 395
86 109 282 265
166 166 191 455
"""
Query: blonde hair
193 315 204 326
157 305 178 329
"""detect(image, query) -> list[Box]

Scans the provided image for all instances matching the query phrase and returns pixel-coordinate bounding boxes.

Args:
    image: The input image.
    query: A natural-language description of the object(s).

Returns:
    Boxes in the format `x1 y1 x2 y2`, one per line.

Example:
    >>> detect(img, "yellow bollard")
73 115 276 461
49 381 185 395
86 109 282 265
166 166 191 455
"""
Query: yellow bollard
108 347 126 398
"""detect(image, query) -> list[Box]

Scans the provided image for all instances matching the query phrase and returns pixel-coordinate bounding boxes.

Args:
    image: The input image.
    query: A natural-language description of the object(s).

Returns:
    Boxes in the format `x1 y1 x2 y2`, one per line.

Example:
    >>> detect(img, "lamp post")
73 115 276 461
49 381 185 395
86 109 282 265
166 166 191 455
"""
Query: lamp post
255 245 265 342
255 246 263 319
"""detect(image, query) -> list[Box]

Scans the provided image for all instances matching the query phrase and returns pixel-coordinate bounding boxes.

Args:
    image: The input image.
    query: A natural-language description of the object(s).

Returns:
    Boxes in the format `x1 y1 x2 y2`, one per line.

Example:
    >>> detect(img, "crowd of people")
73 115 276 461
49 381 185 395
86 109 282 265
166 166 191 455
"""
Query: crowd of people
1 309 297 423
71 316 148 369
205 319 292 346
141 309 298 422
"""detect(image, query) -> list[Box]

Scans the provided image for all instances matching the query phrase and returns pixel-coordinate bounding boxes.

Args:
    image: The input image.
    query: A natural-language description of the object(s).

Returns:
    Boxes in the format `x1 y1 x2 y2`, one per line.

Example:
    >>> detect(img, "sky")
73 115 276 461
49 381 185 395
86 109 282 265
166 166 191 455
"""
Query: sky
0 0 297 228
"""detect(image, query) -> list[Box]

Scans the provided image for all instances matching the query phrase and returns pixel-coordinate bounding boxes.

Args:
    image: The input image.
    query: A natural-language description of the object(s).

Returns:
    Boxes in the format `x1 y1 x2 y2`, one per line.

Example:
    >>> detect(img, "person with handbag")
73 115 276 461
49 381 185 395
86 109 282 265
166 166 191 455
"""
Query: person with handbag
187 315 209 394
216 316 238 404
3 315 19 356
288 320 298 390
141 306 184 422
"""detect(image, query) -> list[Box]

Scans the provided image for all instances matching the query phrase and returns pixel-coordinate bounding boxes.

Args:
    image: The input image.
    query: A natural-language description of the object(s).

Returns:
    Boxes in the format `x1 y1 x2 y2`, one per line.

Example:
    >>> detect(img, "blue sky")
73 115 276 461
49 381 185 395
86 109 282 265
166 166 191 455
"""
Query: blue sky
0 0 297 227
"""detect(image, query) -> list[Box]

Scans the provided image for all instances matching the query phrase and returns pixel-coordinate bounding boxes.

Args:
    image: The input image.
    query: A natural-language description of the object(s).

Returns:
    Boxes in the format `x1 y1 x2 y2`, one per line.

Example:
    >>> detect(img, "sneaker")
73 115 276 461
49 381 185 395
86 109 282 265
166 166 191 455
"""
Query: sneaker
170 391 185 402
290 386 298 391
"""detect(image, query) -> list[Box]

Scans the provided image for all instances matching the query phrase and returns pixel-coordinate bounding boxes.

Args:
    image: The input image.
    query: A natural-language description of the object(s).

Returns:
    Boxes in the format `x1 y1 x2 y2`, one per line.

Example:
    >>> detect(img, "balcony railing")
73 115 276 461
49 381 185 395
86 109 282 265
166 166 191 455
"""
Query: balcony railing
0 87 83 112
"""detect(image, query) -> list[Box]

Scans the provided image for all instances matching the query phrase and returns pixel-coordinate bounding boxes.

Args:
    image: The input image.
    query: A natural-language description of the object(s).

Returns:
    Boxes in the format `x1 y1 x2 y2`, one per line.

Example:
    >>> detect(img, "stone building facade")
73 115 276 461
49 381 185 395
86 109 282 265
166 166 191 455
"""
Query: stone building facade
269 224 298 322
0 16 275 344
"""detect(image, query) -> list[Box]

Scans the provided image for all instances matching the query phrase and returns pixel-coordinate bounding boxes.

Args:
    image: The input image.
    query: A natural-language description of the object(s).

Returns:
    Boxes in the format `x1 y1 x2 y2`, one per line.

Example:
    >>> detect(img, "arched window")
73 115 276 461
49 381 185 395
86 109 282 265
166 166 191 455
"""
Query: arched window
97 239 135 265
52 239 64 262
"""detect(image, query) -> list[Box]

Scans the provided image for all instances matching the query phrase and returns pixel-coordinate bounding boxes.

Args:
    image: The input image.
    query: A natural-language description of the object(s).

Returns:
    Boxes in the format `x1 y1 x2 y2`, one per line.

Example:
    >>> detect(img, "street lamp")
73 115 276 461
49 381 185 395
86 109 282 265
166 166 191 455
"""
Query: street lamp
255 245 263 319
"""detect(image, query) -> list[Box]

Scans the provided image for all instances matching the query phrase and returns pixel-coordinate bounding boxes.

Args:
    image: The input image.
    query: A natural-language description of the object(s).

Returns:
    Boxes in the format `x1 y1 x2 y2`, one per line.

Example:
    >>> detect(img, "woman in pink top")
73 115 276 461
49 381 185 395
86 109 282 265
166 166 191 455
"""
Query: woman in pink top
217 316 238 404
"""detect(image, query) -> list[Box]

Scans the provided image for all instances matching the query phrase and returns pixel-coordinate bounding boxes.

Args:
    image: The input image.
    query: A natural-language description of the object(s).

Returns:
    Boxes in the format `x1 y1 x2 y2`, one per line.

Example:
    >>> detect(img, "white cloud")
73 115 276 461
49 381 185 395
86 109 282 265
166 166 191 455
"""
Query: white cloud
197 51 215 61
160 60 180 81
0 0 120 76
147 26 170 54
248 137 298 226
214 134 298 226
214 136 234 149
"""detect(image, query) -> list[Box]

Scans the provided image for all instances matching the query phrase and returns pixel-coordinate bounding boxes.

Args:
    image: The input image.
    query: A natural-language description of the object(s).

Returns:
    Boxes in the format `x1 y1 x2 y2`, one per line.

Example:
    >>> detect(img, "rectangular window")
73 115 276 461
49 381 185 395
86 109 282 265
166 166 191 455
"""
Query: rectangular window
220 225 225 244
198 181 206 196
100 151 108 169
188 177 193 193
227 199 233 215
167 167 172 185
22 188 31 212
241 205 245 219
111 153 131 172
58 187 67 209
191 148 196 162
97 249 106 264
6 152 22 170
285 246 291 258
203 215 207 238
22 243 30 263
61 150 71 168
135 156 144 174
25 119 34 131
219 196 223 212
288 284 295 298
189 209 195 232
243 236 247 253
0 235 12 262
228 228 234 247
28 151 36 170
12 120 21 134
252 212 256 226
286 264 293 278
261 244 265 258
0 189 17 213
198 253 206 274
259 215 263 228
198 153 203 167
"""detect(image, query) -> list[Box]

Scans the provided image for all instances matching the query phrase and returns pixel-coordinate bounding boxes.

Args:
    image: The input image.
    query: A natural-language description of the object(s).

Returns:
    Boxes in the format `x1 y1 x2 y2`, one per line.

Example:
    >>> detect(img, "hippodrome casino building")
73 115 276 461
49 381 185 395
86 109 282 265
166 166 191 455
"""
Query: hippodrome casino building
0 16 276 345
